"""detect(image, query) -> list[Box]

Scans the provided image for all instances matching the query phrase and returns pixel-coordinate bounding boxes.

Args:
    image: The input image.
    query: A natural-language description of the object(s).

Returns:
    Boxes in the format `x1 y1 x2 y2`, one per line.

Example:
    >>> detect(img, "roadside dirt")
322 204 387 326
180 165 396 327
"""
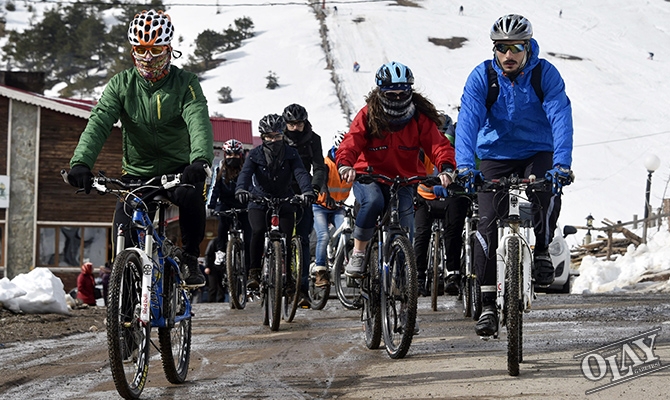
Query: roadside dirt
0 306 106 345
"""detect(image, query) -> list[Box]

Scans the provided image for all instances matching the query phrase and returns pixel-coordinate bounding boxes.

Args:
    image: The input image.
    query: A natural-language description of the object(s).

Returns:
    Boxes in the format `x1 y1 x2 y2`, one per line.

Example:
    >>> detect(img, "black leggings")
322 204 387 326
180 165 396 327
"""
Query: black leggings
247 204 296 273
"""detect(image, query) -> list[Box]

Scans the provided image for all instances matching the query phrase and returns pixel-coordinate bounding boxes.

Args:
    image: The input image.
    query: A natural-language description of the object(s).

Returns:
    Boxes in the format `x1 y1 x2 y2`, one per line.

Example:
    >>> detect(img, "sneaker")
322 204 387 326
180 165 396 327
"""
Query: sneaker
444 274 460 296
214 250 225 266
533 248 555 286
315 269 330 287
180 251 206 287
345 252 366 278
475 305 498 337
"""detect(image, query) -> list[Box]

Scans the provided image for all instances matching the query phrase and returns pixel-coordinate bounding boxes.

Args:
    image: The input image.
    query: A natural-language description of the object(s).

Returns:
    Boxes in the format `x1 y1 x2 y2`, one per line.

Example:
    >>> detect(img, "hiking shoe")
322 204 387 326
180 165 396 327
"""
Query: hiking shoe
533 248 555 286
444 274 460 296
214 250 225 266
180 251 206 287
344 252 366 278
315 269 330 287
247 268 261 291
475 305 498 337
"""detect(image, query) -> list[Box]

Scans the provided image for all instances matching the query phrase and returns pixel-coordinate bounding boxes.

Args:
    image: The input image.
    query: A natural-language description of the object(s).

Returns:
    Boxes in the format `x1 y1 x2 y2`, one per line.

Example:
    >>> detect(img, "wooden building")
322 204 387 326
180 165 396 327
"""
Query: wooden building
0 75 253 289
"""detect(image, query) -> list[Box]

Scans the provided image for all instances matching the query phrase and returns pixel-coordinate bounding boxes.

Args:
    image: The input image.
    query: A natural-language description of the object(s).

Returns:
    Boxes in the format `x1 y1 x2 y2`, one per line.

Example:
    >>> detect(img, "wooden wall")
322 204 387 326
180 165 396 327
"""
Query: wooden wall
38 108 123 222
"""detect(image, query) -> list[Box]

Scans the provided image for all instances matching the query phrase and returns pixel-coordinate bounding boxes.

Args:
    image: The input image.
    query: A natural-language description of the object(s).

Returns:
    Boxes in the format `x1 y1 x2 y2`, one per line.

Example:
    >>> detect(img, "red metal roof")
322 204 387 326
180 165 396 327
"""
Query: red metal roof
211 117 253 145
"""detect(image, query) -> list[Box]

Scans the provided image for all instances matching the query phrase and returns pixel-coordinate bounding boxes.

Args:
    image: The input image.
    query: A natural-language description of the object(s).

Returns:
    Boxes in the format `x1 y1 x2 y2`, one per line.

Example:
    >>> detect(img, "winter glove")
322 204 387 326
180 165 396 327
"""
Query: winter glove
312 185 321 198
457 167 484 194
433 185 449 198
301 192 316 206
68 164 93 194
325 195 337 209
235 190 250 205
183 159 210 184
545 166 574 195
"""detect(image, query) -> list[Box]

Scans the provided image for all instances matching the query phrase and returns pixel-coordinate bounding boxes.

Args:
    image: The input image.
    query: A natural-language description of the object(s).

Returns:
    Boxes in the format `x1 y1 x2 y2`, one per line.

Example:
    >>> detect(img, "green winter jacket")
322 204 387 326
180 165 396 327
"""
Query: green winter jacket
70 65 213 177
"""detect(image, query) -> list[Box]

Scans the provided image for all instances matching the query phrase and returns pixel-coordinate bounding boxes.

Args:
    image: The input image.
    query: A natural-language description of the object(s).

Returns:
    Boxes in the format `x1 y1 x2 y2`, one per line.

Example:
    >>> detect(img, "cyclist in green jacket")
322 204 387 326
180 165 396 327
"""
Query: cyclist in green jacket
68 9 213 287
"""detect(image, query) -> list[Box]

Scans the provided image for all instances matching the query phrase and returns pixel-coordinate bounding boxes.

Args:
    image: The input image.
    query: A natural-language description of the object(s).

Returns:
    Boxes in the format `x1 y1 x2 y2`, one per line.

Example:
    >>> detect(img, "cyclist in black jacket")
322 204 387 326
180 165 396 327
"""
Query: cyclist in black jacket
282 104 327 307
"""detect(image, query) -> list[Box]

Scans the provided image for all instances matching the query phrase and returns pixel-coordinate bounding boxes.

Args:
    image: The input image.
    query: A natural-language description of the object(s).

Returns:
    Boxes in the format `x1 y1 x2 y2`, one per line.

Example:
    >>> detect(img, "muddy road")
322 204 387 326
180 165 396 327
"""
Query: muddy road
2 292 670 399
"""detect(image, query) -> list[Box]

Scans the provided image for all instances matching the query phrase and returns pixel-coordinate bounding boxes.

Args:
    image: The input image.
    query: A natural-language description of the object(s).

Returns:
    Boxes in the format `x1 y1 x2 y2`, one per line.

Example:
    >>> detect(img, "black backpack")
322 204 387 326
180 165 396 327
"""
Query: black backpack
485 60 544 110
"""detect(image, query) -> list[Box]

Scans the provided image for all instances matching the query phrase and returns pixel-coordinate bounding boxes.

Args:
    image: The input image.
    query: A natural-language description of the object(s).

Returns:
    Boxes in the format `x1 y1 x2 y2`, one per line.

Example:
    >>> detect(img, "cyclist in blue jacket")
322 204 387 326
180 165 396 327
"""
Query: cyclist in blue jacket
455 14 574 337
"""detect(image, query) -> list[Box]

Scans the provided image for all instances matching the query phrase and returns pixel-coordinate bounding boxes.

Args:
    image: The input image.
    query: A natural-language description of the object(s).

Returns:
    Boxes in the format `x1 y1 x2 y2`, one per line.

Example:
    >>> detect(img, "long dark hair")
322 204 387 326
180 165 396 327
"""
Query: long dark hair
217 155 244 183
364 87 442 139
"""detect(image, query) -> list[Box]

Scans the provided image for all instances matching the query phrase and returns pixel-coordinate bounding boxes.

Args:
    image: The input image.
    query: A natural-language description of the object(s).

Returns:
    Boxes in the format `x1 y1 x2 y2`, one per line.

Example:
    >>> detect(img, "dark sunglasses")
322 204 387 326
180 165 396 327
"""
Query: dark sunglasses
382 90 412 101
494 43 526 54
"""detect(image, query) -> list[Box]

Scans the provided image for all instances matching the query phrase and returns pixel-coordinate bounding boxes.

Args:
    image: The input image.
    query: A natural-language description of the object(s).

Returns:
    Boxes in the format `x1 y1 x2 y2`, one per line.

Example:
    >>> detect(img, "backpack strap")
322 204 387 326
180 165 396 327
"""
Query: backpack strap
530 62 544 103
485 60 499 111
486 60 544 109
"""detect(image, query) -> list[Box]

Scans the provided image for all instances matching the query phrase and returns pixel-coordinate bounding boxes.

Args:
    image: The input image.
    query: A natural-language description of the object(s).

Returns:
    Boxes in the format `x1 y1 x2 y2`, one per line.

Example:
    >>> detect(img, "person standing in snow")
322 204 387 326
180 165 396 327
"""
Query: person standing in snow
455 14 574 337
77 261 97 306
67 9 212 288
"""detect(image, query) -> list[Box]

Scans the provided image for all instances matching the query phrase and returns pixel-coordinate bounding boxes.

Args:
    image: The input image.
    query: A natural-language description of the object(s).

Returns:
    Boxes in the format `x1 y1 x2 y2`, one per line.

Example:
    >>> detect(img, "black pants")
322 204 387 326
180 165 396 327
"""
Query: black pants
216 211 253 274
413 196 470 282
247 204 296 273
294 205 313 292
475 153 561 292
113 180 205 257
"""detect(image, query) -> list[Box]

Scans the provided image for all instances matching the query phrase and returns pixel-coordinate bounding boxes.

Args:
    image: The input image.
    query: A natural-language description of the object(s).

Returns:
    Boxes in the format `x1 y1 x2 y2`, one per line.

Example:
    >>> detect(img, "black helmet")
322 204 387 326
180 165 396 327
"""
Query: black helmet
282 103 308 122
258 114 286 135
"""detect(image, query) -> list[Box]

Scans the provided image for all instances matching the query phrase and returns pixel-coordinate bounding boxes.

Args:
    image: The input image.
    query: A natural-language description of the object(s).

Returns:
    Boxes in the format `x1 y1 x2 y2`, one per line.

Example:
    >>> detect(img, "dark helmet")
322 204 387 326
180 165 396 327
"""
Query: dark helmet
282 103 308 122
375 61 414 87
258 114 286 135
490 14 533 41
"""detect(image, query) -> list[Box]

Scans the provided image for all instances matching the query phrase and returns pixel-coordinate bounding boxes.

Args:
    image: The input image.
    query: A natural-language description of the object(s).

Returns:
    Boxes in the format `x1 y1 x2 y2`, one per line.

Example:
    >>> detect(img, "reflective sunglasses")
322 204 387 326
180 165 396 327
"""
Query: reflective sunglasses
494 43 526 54
382 90 412 101
133 46 168 57
261 133 284 141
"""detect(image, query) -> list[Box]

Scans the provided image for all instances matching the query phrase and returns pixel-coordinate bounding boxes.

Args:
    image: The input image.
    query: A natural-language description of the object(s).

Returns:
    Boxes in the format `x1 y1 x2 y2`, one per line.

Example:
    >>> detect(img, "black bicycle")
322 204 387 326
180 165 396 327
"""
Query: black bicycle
329 202 361 310
251 194 303 331
353 173 439 359
214 208 248 310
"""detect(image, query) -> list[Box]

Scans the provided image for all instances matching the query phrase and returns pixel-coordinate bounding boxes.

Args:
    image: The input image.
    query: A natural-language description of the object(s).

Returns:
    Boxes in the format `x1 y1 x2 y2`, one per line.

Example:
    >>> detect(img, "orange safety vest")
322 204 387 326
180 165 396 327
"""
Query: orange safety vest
317 156 353 208
417 150 437 201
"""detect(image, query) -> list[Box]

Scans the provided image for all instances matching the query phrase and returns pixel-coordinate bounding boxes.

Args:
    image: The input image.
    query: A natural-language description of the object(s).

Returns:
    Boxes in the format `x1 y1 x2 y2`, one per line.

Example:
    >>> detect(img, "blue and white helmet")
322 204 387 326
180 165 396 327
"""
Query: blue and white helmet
375 61 414 88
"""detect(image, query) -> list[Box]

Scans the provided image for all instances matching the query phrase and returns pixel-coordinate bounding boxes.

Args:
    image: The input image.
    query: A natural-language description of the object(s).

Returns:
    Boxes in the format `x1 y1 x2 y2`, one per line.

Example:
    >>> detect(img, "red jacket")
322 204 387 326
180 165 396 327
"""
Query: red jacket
336 106 455 179
77 272 96 306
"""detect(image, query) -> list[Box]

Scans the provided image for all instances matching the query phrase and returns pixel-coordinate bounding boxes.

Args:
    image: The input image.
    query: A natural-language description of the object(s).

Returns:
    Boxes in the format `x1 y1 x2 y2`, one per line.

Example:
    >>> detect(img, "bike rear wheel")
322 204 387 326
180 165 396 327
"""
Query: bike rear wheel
506 237 522 376
381 235 418 359
283 236 302 321
268 241 283 331
333 236 361 310
227 237 247 310
158 262 191 384
363 242 381 350
107 250 150 399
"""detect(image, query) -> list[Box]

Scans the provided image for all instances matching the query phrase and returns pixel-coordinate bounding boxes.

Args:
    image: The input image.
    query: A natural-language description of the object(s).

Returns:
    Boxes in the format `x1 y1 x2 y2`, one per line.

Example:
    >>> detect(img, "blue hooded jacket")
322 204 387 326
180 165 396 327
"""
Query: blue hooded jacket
455 39 573 170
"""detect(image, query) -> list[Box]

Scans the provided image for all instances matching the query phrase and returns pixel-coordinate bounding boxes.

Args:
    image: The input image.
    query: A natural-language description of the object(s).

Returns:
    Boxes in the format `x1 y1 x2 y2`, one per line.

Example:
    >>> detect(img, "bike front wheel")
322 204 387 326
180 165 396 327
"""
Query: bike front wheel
283 236 302 321
107 250 150 399
227 236 247 310
429 232 440 311
381 235 418 359
333 236 361 310
158 262 192 384
506 237 522 376
363 242 382 350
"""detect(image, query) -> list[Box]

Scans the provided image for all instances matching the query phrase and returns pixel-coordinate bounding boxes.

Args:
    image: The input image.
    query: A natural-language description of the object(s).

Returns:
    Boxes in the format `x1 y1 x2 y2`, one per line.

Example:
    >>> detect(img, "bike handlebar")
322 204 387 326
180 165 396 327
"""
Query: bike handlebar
60 169 186 194
355 173 441 187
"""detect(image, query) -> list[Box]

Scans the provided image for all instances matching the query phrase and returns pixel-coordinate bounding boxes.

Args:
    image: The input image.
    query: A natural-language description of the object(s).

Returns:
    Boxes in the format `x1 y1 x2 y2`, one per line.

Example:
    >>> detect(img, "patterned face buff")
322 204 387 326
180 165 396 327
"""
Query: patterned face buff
132 46 171 82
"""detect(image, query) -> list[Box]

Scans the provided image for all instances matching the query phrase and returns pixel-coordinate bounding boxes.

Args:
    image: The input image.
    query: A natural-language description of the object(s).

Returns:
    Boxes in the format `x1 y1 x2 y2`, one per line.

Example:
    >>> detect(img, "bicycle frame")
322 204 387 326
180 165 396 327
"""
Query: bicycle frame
494 183 534 338
112 186 192 328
